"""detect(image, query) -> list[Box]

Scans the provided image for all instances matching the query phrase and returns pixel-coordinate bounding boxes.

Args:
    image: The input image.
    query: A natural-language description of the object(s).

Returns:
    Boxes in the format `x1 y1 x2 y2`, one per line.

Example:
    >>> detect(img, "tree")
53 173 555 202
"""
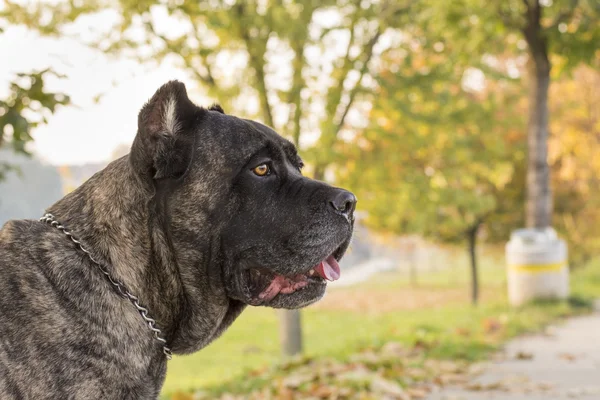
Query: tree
503 0 599 228
548 58 600 266
433 0 599 228
337 35 527 305
0 69 70 181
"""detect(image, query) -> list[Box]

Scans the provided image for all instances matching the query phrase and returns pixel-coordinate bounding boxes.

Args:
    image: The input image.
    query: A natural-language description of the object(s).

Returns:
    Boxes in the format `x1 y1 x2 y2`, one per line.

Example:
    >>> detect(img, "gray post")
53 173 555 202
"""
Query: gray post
278 309 303 356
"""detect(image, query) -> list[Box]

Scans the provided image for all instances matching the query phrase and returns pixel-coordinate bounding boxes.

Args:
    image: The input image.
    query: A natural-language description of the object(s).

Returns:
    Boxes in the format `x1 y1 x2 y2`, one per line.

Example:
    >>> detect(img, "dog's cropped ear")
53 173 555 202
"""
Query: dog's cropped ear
130 80 203 180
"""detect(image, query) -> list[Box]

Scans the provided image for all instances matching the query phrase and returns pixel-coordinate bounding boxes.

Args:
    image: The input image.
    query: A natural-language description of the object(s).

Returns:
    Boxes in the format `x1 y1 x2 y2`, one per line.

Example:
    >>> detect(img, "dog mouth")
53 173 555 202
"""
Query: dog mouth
244 250 343 305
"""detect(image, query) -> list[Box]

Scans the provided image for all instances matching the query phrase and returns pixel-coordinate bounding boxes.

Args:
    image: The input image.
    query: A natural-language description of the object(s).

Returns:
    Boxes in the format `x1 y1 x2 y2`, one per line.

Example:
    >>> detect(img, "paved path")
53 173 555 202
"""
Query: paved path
428 308 600 400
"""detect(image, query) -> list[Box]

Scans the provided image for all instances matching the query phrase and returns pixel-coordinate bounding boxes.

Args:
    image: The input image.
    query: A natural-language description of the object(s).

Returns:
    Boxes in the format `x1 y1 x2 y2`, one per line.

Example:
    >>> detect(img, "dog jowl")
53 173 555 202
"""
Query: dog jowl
0 81 356 399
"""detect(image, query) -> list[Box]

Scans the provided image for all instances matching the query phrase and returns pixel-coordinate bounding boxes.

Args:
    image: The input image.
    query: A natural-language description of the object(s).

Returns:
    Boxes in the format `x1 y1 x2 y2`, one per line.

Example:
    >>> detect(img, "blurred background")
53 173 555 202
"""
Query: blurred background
1 0 599 399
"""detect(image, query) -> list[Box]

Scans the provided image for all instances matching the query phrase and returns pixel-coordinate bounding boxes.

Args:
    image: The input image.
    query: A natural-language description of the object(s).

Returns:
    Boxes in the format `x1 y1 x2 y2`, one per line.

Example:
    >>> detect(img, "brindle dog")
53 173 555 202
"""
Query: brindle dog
0 81 356 399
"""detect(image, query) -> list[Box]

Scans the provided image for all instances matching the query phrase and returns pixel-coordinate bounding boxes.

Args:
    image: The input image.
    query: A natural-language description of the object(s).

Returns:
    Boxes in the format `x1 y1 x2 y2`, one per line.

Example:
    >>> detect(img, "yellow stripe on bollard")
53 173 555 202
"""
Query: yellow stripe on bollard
508 262 566 274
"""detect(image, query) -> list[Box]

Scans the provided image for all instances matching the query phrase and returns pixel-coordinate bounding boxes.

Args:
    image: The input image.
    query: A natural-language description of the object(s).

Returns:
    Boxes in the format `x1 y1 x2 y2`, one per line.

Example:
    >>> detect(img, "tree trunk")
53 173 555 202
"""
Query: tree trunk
525 57 552 229
523 0 552 229
467 224 480 305
409 243 418 287
278 309 303 356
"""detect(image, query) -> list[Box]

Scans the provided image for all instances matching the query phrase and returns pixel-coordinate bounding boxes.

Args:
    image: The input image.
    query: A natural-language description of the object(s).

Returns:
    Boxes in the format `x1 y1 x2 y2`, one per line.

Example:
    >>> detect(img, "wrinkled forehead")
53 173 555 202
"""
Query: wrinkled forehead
199 112 302 169
242 119 302 165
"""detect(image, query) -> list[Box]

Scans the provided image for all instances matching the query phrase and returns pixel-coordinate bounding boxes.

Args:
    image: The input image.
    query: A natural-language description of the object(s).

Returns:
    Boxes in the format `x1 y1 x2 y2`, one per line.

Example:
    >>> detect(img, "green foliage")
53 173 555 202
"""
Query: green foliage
337 34 526 243
1 0 101 36
0 69 70 180
424 0 600 70
548 59 600 266
533 0 600 73
337 0 598 241
426 0 599 229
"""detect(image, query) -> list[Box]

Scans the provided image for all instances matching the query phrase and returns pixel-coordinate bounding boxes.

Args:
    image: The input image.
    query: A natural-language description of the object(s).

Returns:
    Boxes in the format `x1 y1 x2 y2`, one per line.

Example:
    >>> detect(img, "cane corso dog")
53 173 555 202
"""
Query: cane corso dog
0 81 356 399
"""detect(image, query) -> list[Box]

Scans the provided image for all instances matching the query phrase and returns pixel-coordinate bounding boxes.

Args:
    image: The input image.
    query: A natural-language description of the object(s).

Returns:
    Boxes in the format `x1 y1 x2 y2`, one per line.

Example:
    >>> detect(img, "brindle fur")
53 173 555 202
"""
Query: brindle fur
0 81 355 399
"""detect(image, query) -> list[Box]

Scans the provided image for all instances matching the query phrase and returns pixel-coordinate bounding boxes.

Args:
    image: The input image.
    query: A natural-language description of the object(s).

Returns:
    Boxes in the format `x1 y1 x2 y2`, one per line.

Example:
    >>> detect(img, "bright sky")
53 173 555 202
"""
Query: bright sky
0 23 206 166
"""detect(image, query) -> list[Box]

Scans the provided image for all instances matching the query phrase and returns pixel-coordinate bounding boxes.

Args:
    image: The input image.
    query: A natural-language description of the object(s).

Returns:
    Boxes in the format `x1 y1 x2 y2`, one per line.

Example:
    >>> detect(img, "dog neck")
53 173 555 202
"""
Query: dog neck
48 156 245 356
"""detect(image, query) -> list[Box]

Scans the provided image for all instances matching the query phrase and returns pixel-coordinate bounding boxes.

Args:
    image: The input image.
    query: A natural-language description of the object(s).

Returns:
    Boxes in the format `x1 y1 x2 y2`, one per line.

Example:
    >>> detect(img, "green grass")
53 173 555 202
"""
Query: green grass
161 256 600 398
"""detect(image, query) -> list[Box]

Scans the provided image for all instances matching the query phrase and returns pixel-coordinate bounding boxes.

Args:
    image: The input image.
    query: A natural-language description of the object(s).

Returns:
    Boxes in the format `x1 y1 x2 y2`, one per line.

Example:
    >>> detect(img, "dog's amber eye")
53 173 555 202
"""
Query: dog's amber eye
253 164 270 176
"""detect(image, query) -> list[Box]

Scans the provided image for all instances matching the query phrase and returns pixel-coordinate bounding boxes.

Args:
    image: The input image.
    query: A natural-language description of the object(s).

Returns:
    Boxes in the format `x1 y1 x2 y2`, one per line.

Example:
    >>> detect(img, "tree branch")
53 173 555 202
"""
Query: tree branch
497 4 523 30
288 44 306 146
146 19 217 88
334 29 382 137
330 0 412 137
521 0 550 68
233 3 274 128
286 4 316 146
324 14 358 119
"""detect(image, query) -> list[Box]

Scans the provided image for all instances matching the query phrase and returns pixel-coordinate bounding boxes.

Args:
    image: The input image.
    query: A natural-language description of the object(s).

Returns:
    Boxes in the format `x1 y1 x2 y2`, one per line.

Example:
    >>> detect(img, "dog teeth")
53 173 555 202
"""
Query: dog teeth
308 269 315 276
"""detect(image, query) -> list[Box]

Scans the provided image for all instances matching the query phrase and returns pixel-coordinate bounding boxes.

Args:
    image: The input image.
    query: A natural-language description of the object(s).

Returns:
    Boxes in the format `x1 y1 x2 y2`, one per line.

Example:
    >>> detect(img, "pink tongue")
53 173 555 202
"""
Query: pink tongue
315 255 341 281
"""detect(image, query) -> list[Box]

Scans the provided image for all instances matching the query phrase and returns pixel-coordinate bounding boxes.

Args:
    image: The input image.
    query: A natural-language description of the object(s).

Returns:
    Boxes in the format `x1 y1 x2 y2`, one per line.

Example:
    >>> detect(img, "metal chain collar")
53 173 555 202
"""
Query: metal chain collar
40 213 173 360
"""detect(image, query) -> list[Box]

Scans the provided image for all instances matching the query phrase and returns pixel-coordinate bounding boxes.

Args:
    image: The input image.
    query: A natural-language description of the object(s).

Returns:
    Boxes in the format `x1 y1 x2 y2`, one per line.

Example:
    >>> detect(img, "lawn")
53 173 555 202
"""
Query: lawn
161 250 600 398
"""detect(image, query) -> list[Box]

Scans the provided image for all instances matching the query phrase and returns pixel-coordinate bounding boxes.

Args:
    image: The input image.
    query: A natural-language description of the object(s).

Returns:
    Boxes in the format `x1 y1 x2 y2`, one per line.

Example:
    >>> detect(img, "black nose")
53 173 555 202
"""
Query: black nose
330 190 357 220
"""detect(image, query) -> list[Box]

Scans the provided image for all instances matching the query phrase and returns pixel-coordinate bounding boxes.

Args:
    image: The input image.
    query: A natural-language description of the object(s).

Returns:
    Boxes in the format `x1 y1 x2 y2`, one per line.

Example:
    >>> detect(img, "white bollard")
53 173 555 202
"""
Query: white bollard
506 228 569 306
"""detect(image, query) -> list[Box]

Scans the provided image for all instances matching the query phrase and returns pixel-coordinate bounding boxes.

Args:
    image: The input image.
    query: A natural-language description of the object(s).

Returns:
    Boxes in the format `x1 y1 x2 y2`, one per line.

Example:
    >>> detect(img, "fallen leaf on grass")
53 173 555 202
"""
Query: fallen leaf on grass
482 318 504 334
405 367 427 380
197 340 477 399
424 360 467 375
435 373 468 386
274 386 295 400
466 363 485 377
333 386 354 398
406 387 430 398
413 339 439 351
311 384 334 398
370 376 410 399
248 366 269 377
558 353 578 362
535 382 555 391
465 381 506 391
380 342 411 358
282 372 317 388
219 395 242 400
454 327 471 337
349 351 385 365
514 351 534 360
338 365 375 384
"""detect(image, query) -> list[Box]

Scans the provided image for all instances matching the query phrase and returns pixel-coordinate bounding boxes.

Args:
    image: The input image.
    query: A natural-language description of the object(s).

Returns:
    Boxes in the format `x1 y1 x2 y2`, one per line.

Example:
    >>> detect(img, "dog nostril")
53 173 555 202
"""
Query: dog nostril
343 201 353 214
330 190 357 217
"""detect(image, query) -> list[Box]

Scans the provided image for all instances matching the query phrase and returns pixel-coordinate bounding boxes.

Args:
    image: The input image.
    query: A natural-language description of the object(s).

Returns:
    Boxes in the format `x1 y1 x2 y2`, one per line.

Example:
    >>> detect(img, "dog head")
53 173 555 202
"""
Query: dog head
130 81 355 309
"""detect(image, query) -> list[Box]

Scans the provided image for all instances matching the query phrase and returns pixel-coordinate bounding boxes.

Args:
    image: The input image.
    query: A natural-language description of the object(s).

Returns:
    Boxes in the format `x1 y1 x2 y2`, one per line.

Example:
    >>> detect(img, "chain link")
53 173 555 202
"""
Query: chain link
40 213 172 360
